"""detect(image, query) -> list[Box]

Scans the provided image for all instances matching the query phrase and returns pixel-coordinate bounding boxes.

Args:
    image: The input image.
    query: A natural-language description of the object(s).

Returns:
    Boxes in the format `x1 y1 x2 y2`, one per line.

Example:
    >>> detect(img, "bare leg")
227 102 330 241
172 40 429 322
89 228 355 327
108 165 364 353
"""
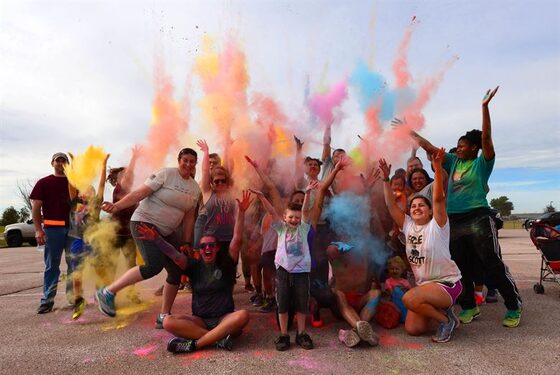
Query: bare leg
196 310 250 348
106 266 143 294
163 315 208 339
404 310 431 335
334 289 360 328
402 283 452 330
161 282 180 314
295 312 307 333
278 312 289 335
359 289 381 322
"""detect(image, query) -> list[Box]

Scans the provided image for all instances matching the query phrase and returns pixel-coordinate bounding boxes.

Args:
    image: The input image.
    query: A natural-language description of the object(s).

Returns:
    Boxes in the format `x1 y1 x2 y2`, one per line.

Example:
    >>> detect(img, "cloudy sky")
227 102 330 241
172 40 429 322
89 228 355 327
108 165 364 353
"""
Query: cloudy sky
1 0 559 214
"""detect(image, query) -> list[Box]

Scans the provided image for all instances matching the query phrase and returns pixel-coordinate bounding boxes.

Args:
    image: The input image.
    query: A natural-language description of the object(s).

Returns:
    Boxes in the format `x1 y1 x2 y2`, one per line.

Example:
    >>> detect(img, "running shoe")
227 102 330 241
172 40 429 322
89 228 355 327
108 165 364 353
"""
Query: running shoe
275 335 290 351
167 337 196 354
258 297 276 313
37 303 54 314
338 329 361 348
502 309 521 328
295 332 314 350
155 313 169 329
215 335 233 351
356 321 379 347
485 289 499 303
458 306 480 324
95 288 116 317
432 315 457 343
72 297 85 320
251 293 263 307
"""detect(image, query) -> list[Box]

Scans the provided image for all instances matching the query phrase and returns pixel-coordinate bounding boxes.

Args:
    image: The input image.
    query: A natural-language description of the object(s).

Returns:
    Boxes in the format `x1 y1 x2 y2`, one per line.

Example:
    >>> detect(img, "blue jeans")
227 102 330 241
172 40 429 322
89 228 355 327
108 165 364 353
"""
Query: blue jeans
41 227 74 306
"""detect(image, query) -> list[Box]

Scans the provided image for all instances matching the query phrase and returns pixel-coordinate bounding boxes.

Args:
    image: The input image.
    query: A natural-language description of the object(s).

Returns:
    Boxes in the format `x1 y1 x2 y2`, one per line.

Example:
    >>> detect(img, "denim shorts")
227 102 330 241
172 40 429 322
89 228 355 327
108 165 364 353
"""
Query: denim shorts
276 267 310 314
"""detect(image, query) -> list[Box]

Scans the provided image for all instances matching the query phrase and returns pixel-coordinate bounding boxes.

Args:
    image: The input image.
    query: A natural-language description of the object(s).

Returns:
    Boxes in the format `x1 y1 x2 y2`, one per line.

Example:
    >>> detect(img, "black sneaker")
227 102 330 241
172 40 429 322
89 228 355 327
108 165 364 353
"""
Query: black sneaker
275 335 290 351
167 337 196 354
215 335 233 351
37 303 54 314
485 289 499 303
258 298 276 313
295 332 314 350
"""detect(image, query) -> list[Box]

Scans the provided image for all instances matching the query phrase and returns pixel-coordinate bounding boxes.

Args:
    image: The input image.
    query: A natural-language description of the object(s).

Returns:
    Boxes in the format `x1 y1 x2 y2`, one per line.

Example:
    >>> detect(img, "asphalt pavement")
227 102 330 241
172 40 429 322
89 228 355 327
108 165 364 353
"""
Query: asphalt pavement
0 229 559 375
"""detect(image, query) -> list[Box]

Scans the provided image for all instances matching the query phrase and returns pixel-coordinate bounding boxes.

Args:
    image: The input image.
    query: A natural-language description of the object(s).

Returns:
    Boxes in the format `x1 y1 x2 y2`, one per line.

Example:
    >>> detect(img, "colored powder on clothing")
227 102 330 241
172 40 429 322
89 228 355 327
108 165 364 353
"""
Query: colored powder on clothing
65 146 107 193
307 79 348 125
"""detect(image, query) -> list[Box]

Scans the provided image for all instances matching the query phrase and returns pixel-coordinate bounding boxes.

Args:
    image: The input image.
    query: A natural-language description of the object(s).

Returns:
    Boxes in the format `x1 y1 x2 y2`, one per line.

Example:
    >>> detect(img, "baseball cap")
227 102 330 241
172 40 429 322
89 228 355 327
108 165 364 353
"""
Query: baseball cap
51 152 69 163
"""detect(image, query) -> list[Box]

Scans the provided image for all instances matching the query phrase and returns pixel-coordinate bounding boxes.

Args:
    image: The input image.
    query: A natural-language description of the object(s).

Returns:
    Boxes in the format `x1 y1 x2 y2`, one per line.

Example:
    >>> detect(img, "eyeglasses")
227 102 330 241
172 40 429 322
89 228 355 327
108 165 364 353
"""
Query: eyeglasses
199 242 218 250
213 179 227 185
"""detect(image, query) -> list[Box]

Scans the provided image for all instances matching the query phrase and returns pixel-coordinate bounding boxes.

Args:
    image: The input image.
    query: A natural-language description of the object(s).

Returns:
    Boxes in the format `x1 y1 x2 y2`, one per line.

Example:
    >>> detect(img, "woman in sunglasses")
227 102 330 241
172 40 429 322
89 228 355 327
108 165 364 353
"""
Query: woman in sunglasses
136 191 253 353
195 140 237 257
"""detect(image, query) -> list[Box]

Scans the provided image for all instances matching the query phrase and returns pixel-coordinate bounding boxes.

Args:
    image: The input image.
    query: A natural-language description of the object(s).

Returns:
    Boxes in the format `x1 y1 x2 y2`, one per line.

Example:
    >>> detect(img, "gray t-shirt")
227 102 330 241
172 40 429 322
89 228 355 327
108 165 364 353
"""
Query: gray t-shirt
131 168 201 236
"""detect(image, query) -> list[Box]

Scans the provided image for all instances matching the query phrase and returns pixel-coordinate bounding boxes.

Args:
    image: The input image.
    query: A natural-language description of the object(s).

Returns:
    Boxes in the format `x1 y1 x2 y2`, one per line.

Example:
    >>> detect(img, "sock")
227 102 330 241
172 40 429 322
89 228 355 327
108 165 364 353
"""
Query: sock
103 288 115 297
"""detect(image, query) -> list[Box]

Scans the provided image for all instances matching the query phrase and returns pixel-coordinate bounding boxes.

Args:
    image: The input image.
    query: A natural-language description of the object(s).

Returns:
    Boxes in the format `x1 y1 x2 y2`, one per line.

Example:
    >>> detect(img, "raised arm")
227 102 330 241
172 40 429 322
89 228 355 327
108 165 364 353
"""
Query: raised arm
309 156 349 226
294 135 305 189
431 147 447 227
120 145 142 192
321 121 332 161
481 86 499 161
245 155 282 213
66 152 78 200
251 189 282 223
409 131 440 159
196 139 211 193
380 158 405 229
229 190 253 262
96 153 110 202
136 223 187 269
302 180 319 224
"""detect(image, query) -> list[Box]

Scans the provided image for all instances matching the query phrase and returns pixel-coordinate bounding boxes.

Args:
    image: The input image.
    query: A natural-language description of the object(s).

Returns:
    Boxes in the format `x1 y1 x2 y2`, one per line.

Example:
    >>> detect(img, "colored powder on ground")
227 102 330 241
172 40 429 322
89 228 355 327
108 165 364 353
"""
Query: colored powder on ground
133 344 157 358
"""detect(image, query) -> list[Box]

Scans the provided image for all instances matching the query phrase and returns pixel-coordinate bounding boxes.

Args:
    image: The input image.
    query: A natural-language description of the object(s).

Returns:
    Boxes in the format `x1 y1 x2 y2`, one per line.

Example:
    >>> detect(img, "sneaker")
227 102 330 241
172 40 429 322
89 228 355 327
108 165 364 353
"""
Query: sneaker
72 297 86 320
258 298 276 313
155 313 169 329
184 282 193 293
275 334 290 351
338 329 361 348
215 335 233 351
485 289 499 303
446 307 460 327
178 282 186 291
502 309 521 328
295 332 314 350
95 288 116 317
251 293 263 307
309 297 323 328
432 315 457 343
37 303 54 314
356 321 379 347
458 306 480 324
167 337 196 354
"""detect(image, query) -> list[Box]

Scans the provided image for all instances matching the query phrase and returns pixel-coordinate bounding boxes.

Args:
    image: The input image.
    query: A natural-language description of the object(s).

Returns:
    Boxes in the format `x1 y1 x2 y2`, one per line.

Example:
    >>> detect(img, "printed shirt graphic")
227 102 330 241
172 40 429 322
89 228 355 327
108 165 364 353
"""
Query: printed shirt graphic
272 220 312 273
132 168 202 236
402 215 461 285
443 153 494 214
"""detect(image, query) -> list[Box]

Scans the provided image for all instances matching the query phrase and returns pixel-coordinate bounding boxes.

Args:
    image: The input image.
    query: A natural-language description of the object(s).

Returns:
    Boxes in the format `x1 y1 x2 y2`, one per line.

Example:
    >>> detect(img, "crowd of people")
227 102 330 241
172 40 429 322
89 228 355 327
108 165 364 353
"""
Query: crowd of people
31 86 522 355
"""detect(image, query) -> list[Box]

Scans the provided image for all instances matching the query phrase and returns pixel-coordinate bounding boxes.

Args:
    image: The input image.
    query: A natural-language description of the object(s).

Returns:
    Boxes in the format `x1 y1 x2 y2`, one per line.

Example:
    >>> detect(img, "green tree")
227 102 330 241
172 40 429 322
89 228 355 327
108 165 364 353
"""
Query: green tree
490 196 514 217
19 207 30 222
0 206 21 226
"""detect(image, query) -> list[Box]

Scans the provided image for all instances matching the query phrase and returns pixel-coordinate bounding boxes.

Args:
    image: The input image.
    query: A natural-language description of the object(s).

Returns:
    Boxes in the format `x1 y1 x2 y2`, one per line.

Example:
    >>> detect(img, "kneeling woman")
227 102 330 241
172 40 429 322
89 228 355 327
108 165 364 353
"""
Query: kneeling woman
136 191 253 353
380 148 462 343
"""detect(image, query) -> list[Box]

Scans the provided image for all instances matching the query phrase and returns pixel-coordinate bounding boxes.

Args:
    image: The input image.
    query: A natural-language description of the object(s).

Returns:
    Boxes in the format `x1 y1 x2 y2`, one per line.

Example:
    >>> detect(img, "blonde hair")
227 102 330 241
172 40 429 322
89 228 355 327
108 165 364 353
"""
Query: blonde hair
210 166 232 186
387 256 406 273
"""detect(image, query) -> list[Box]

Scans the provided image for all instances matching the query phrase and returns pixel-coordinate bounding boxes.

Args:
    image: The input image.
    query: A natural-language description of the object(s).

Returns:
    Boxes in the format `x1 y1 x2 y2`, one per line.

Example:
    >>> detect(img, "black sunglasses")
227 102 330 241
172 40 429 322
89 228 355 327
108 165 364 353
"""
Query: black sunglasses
213 178 227 185
199 242 218 250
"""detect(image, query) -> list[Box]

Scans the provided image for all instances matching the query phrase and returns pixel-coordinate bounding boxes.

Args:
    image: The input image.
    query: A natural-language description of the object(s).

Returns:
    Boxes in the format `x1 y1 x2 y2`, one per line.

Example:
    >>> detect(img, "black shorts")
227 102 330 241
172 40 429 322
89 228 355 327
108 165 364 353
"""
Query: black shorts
198 316 223 330
275 267 309 314
258 251 276 268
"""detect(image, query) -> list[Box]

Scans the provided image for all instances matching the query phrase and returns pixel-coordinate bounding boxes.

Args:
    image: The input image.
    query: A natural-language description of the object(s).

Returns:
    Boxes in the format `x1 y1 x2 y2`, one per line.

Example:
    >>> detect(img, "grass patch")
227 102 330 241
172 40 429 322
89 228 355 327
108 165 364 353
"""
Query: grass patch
503 220 525 230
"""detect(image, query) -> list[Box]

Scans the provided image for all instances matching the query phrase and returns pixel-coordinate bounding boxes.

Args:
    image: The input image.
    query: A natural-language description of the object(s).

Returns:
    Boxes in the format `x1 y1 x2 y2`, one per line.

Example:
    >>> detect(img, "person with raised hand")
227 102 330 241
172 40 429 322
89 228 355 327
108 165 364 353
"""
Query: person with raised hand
381 148 462 343
136 191 253 354
410 87 522 328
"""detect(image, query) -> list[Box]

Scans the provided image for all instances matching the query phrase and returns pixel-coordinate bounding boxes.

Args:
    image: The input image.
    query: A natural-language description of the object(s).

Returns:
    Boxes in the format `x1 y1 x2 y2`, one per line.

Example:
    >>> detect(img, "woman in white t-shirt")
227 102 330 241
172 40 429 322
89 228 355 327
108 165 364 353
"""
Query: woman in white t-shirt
381 148 462 343
97 148 202 326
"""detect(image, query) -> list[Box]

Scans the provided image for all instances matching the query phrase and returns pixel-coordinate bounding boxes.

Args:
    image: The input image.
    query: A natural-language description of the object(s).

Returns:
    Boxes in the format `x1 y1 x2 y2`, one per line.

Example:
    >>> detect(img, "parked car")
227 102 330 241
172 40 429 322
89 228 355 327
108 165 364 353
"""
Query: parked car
3 220 37 247
523 211 560 230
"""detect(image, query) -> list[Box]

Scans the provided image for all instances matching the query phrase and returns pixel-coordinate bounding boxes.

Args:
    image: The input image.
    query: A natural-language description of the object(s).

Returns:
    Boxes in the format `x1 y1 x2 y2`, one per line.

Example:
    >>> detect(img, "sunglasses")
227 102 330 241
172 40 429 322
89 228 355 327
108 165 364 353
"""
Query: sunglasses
199 242 218 250
213 178 227 185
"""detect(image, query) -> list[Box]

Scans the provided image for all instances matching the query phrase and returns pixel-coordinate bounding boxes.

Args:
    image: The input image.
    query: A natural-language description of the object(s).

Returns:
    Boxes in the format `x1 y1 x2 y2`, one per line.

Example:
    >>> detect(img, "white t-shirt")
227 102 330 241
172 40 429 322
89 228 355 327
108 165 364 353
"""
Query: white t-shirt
131 168 201 236
402 215 461 285
273 220 312 273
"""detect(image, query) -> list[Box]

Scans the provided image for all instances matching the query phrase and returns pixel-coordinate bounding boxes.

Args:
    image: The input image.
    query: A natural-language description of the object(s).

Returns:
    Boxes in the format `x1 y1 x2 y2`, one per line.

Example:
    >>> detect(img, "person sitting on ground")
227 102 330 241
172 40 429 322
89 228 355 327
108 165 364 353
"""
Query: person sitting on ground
136 191 253 354
381 148 462 343
383 255 412 323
